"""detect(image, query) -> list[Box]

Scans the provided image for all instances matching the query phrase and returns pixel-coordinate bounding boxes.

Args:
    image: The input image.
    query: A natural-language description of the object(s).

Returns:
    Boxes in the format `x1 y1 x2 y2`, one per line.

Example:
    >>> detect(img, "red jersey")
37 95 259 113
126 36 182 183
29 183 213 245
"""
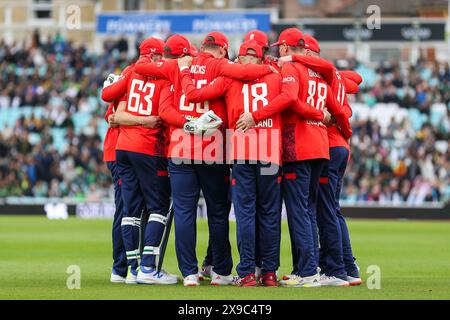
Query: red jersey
103 103 119 162
135 52 273 162
290 55 360 150
179 70 283 165
252 62 352 162
114 69 171 156
101 65 134 162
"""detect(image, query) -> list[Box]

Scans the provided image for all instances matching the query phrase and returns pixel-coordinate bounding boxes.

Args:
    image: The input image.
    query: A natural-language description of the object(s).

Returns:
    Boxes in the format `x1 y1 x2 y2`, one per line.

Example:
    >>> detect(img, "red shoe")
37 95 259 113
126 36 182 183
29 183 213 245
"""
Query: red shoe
235 273 257 287
261 272 278 287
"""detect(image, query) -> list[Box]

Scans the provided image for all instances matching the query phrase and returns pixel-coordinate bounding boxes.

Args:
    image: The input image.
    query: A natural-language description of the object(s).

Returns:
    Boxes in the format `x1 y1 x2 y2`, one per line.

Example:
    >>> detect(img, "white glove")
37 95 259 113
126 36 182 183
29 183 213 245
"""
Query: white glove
183 110 223 136
103 73 120 88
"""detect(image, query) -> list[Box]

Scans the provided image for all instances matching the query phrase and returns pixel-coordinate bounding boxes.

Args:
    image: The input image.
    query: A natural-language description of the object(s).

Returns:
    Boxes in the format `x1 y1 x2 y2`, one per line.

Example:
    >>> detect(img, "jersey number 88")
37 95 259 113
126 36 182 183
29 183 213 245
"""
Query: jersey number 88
306 80 327 110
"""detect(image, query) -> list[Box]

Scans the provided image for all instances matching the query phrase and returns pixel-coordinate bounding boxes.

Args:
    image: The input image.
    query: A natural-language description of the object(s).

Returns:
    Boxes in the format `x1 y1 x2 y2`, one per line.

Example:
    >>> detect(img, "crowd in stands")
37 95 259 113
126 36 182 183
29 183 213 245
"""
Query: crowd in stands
0 32 449 203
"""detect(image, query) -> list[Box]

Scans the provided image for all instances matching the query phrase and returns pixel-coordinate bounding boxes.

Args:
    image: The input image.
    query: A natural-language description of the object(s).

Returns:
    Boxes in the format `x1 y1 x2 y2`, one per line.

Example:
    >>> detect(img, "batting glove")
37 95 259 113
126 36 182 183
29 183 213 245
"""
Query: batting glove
183 110 223 136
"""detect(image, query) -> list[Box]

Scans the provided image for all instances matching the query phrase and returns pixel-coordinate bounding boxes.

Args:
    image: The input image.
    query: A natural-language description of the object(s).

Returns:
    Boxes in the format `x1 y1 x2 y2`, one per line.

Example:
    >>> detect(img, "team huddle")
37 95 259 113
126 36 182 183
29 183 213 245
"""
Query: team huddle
101 27 363 287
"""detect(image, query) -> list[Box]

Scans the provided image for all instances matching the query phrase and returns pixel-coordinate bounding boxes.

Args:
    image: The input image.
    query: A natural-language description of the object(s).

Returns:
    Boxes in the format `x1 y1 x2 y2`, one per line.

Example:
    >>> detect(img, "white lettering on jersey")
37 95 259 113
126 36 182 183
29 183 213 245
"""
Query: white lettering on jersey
308 69 321 78
190 65 206 74
256 118 273 128
282 76 296 83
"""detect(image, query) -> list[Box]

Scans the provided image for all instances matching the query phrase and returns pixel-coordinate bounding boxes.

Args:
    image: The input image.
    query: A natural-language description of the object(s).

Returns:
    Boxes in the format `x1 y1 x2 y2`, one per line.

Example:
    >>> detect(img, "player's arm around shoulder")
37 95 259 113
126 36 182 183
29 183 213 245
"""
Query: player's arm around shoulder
215 58 274 81
101 71 131 103
180 69 229 102
290 54 335 84
135 58 176 82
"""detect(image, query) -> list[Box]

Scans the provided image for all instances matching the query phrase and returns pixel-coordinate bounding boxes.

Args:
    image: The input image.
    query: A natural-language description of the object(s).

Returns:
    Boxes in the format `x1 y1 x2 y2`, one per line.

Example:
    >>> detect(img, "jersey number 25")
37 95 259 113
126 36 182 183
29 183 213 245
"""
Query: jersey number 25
179 79 209 113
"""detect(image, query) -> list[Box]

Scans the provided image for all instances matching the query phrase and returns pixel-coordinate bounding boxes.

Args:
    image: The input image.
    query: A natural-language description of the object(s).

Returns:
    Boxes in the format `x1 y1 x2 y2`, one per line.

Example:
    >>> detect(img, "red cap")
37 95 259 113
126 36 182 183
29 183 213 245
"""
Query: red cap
203 31 229 50
238 40 263 59
139 37 164 55
190 44 198 57
164 34 190 56
303 34 320 53
244 30 269 49
271 27 306 48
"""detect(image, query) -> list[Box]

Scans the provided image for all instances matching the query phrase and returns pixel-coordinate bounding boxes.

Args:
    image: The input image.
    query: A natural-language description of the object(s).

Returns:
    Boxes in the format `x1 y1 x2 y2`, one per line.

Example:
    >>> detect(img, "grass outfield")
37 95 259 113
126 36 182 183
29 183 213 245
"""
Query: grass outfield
0 216 449 300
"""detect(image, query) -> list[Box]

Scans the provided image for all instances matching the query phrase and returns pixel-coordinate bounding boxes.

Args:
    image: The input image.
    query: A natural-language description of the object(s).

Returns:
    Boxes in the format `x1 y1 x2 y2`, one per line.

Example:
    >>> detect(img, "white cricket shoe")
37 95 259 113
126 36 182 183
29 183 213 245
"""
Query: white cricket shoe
320 274 350 287
137 267 178 285
199 265 213 281
183 274 200 286
125 266 138 284
347 275 362 286
280 274 295 286
210 271 234 286
110 271 126 283
282 273 322 288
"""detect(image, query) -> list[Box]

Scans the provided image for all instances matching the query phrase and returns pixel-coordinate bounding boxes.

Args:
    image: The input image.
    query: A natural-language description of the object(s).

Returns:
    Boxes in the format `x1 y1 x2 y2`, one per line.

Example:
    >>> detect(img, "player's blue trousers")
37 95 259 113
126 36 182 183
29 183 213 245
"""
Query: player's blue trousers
169 159 232 277
283 159 325 277
318 147 359 277
232 162 282 278
106 161 127 277
116 151 171 270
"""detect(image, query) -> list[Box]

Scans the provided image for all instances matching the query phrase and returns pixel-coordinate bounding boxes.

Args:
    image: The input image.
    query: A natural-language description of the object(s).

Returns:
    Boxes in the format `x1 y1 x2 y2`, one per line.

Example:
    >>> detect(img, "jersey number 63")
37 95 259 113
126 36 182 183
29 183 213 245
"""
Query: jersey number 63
128 79 156 115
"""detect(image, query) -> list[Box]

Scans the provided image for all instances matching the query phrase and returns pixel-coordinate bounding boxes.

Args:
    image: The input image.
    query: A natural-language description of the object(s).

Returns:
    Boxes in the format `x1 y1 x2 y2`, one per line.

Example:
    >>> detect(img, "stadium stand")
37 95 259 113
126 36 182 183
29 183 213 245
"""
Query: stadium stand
0 35 449 204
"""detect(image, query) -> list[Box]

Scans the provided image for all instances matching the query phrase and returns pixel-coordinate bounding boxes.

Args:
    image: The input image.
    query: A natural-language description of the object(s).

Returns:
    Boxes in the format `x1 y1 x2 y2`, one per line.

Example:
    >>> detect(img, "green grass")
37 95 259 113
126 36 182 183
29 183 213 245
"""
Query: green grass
0 216 450 300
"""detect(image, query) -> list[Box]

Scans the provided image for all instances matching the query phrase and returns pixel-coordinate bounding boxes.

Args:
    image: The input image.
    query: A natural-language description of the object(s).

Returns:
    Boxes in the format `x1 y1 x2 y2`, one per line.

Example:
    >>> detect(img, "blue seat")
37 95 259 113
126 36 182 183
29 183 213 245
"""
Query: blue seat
408 108 427 131
50 128 68 153
72 112 92 134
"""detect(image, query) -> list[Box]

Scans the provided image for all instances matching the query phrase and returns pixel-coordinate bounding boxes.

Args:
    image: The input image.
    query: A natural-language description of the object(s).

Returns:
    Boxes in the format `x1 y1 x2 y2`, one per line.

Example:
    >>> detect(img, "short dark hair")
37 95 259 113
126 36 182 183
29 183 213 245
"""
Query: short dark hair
202 43 222 51
163 52 182 59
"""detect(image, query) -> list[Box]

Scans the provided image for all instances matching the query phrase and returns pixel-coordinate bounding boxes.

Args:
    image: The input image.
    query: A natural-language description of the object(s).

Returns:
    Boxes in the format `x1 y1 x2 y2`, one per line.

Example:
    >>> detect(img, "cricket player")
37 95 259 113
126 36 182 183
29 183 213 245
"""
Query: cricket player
103 37 180 285
135 32 276 286
199 29 275 281
177 40 332 286
103 101 127 283
283 35 362 285
237 28 352 288
102 64 149 283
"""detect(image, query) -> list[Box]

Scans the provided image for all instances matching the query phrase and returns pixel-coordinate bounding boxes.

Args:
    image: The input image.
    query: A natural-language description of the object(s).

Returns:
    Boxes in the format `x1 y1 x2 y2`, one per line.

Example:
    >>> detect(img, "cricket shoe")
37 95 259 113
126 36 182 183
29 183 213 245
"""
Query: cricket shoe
281 274 295 283
110 269 126 283
235 273 258 287
347 275 363 286
210 271 234 286
198 265 213 281
282 267 320 281
125 266 138 284
319 274 350 287
282 273 322 288
260 272 278 287
183 274 201 286
137 266 178 285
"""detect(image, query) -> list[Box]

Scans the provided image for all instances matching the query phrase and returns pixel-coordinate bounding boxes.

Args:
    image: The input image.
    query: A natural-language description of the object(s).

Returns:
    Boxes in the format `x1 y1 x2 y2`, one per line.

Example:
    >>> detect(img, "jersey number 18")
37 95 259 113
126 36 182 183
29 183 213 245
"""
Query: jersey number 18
242 83 268 112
